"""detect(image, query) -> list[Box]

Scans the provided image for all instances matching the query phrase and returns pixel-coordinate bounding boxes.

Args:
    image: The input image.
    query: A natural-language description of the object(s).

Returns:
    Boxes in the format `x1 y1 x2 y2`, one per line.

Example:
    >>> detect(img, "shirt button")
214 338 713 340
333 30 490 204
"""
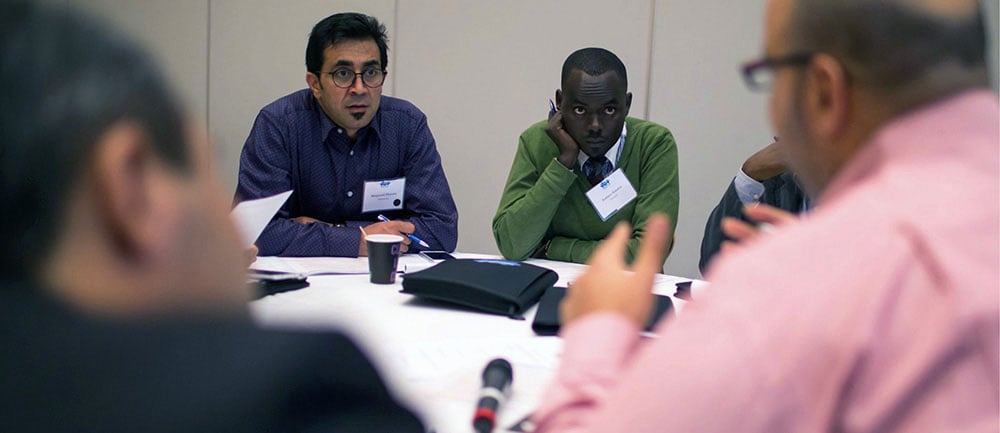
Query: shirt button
337 128 343 134
752 194 761 200
349 150 354 156
347 191 353 198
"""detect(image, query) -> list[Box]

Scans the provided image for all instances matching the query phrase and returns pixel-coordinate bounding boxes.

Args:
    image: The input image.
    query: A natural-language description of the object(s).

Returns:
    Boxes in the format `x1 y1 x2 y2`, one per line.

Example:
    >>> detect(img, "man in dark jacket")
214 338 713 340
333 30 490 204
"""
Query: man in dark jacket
699 140 808 273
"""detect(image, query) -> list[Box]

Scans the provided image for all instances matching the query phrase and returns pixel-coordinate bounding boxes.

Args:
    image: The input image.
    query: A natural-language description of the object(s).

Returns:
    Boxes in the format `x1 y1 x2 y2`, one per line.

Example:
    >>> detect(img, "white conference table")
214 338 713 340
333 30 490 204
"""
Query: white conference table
250 253 701 433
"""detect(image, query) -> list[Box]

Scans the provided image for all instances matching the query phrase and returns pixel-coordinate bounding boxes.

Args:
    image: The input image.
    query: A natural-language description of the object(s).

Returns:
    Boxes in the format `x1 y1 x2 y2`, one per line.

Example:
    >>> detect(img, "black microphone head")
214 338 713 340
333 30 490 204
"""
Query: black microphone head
473 418 493 433
482 358 512 385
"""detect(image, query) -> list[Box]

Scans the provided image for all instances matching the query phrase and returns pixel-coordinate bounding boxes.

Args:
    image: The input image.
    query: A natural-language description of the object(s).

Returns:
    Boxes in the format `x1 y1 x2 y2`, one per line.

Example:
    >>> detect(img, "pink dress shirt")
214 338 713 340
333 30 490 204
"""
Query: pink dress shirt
534 90 1000 433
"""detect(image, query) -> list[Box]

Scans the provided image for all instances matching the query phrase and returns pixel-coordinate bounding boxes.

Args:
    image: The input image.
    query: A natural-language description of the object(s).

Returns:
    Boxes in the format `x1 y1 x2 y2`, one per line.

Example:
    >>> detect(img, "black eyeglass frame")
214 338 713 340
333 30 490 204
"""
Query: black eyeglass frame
741 52 815 91
316 67 388 89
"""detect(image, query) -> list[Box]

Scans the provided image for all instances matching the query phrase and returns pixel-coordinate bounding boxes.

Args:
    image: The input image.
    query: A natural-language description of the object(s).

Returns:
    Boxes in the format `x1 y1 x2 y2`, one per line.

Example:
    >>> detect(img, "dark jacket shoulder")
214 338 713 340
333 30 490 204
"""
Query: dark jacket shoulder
0 285 424 433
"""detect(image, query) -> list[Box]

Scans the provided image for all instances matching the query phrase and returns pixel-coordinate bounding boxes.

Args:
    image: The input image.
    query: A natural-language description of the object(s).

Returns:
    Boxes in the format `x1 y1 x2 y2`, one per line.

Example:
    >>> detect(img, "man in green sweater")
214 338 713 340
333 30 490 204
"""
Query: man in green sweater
493 48 679 264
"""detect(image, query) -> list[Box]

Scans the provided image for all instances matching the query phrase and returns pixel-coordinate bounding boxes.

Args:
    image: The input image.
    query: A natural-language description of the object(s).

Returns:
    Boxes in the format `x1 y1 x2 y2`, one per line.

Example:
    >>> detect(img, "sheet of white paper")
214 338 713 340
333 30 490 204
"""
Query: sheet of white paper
231 190 293 247
387 337 562 433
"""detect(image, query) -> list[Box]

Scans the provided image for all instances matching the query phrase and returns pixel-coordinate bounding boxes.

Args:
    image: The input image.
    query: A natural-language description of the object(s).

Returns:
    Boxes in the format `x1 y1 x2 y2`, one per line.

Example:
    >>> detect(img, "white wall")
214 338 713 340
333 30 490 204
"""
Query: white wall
650 1 771 277
63 0 209 123
69 0 1000 279
986 0 1000 90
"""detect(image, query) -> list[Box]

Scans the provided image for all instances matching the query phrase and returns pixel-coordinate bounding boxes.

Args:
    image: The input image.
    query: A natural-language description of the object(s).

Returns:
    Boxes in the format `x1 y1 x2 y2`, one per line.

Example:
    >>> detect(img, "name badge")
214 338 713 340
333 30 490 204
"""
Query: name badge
585 168 637 221
362 177 406 213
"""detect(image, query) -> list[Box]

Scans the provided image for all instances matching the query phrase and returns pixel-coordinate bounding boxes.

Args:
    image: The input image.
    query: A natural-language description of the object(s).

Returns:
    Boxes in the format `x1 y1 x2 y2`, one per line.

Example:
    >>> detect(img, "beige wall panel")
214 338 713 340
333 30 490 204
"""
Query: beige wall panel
650 1 771 278
70 0 209 124
394 0 654 256
209 0 396 191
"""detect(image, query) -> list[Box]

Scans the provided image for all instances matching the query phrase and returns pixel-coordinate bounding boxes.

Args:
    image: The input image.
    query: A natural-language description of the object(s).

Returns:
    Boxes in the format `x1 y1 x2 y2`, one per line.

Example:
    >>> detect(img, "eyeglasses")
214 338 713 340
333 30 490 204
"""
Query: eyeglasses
322 66 386 88
741 52 814 91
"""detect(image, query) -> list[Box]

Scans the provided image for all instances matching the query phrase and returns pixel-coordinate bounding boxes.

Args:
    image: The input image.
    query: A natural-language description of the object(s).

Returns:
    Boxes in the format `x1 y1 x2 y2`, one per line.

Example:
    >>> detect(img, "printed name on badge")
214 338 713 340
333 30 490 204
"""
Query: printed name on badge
585 169 637 221
362 177 406 213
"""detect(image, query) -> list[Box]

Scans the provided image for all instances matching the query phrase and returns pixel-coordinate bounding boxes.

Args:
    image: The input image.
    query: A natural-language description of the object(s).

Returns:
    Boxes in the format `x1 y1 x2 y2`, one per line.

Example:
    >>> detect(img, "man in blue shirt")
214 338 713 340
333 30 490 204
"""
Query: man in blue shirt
236 12 458 257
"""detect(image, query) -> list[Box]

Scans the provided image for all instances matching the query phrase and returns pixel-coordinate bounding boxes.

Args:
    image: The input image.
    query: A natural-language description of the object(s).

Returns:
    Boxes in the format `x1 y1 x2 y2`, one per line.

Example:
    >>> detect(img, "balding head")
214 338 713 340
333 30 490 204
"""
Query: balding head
786 0 988 103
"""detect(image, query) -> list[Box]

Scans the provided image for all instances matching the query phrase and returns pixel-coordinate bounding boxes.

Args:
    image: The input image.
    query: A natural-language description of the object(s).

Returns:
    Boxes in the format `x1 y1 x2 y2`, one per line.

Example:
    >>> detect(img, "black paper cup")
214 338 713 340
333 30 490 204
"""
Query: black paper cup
366 234 403 284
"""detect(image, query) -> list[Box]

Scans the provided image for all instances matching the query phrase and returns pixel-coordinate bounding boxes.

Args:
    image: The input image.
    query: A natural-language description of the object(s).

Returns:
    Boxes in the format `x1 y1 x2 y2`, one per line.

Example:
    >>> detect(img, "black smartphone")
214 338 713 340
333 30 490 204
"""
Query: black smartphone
419 251 456 261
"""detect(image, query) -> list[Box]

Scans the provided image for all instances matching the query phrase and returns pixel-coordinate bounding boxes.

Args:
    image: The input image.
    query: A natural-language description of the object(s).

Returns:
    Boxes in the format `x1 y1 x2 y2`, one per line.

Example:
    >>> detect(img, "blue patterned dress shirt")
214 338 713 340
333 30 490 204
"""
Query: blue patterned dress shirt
235 89 459 257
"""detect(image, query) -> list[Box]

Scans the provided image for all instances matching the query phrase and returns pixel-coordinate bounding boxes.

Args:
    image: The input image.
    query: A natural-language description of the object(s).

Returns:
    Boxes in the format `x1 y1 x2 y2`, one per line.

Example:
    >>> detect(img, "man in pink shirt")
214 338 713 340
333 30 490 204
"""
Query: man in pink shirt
534 0 1000 432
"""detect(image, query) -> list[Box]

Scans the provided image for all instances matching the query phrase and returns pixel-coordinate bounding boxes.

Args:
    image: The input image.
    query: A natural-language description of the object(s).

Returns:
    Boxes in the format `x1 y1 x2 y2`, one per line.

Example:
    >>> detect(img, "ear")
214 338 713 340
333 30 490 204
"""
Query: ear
306 72 322 98
804 54 851 140
555 89 563 109
89 122 171 263
624 92 633 115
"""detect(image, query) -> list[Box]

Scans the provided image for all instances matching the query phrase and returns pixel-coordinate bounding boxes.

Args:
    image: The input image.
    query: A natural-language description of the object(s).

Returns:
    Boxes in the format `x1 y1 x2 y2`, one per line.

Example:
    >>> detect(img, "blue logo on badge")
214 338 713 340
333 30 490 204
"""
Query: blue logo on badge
380 181 391 187
600 179 610 189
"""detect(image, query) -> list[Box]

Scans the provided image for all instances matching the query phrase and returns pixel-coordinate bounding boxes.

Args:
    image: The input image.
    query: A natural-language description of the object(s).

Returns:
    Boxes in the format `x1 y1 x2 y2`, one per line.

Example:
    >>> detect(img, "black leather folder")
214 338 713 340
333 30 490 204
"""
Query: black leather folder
400 259 557 319
531 286 673 336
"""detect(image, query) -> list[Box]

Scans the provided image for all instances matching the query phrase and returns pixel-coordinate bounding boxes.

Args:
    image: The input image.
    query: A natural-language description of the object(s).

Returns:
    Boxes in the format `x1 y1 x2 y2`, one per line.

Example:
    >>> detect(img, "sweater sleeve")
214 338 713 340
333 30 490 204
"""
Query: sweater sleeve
492 132 576 260
699 178 743 273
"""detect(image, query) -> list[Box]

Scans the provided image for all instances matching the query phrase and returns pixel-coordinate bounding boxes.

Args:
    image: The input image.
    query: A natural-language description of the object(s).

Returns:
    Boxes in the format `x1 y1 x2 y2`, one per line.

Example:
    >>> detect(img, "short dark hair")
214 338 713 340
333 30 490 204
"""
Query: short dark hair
305 12 389 74
790 0 987 90
0 2 190 280
561 47 628 89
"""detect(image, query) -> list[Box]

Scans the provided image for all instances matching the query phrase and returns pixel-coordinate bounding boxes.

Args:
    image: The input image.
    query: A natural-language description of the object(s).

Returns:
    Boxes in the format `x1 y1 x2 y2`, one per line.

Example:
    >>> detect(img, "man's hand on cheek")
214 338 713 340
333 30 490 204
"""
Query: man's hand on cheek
544 110 580 169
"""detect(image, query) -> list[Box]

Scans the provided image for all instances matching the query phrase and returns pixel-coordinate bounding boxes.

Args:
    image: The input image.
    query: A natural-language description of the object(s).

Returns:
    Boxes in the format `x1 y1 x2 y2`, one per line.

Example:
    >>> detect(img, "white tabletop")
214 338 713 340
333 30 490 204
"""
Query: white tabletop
249 253 701 433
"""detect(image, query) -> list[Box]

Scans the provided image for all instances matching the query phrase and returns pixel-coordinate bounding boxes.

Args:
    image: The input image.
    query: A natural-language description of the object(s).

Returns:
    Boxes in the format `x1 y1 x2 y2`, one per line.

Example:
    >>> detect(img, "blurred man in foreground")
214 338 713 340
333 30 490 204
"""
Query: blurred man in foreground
536 0 999 431
0 3 422 432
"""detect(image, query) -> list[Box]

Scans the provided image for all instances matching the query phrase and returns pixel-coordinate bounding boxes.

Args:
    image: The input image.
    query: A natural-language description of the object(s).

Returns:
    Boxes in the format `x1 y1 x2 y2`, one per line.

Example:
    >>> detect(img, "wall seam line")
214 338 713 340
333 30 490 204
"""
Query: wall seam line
392 0 399 96
644 0 656 119
205 0 212 132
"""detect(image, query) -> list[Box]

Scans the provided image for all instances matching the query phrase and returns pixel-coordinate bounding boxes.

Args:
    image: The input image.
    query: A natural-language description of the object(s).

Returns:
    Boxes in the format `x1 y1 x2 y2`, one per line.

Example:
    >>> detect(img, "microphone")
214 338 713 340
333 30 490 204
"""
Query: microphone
472 358 513 433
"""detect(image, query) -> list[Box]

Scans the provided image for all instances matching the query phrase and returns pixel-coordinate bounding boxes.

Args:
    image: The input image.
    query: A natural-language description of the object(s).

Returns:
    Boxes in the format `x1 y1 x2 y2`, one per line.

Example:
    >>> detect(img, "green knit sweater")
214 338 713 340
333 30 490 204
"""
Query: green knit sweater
493 117 679 264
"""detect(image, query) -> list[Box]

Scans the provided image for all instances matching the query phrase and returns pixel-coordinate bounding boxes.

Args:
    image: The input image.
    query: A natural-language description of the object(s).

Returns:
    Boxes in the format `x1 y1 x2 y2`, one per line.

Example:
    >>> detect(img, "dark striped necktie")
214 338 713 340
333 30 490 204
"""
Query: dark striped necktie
583 156 612 187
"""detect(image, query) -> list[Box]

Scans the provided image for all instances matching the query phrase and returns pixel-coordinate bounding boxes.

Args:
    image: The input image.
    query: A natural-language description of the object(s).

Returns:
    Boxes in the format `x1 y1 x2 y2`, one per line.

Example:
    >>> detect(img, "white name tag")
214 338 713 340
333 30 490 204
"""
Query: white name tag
585 168 637 221
362 177 405 213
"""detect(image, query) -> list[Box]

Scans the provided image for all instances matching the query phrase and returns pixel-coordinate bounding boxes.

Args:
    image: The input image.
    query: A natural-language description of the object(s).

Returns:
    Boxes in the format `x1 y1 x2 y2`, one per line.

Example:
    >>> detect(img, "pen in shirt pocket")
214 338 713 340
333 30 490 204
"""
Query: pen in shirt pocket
376 214 430 249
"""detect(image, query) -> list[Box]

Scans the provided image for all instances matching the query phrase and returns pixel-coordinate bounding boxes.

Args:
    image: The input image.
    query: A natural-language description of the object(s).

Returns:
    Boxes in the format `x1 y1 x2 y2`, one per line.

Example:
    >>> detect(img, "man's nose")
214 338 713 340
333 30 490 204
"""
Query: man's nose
349 74 367 95
587 114 601 135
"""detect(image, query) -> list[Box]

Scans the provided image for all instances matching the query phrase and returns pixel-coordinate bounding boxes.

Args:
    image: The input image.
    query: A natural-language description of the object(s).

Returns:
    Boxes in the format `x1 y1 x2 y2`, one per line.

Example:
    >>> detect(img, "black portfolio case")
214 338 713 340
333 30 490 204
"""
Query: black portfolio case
531 286 673 335
400 259 557 319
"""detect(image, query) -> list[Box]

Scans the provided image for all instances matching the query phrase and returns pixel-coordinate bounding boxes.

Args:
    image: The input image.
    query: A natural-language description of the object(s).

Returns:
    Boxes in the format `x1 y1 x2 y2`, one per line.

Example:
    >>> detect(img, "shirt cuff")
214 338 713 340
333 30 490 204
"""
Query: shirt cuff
734 169 766 205
551 157 575 173
559 312 642 376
